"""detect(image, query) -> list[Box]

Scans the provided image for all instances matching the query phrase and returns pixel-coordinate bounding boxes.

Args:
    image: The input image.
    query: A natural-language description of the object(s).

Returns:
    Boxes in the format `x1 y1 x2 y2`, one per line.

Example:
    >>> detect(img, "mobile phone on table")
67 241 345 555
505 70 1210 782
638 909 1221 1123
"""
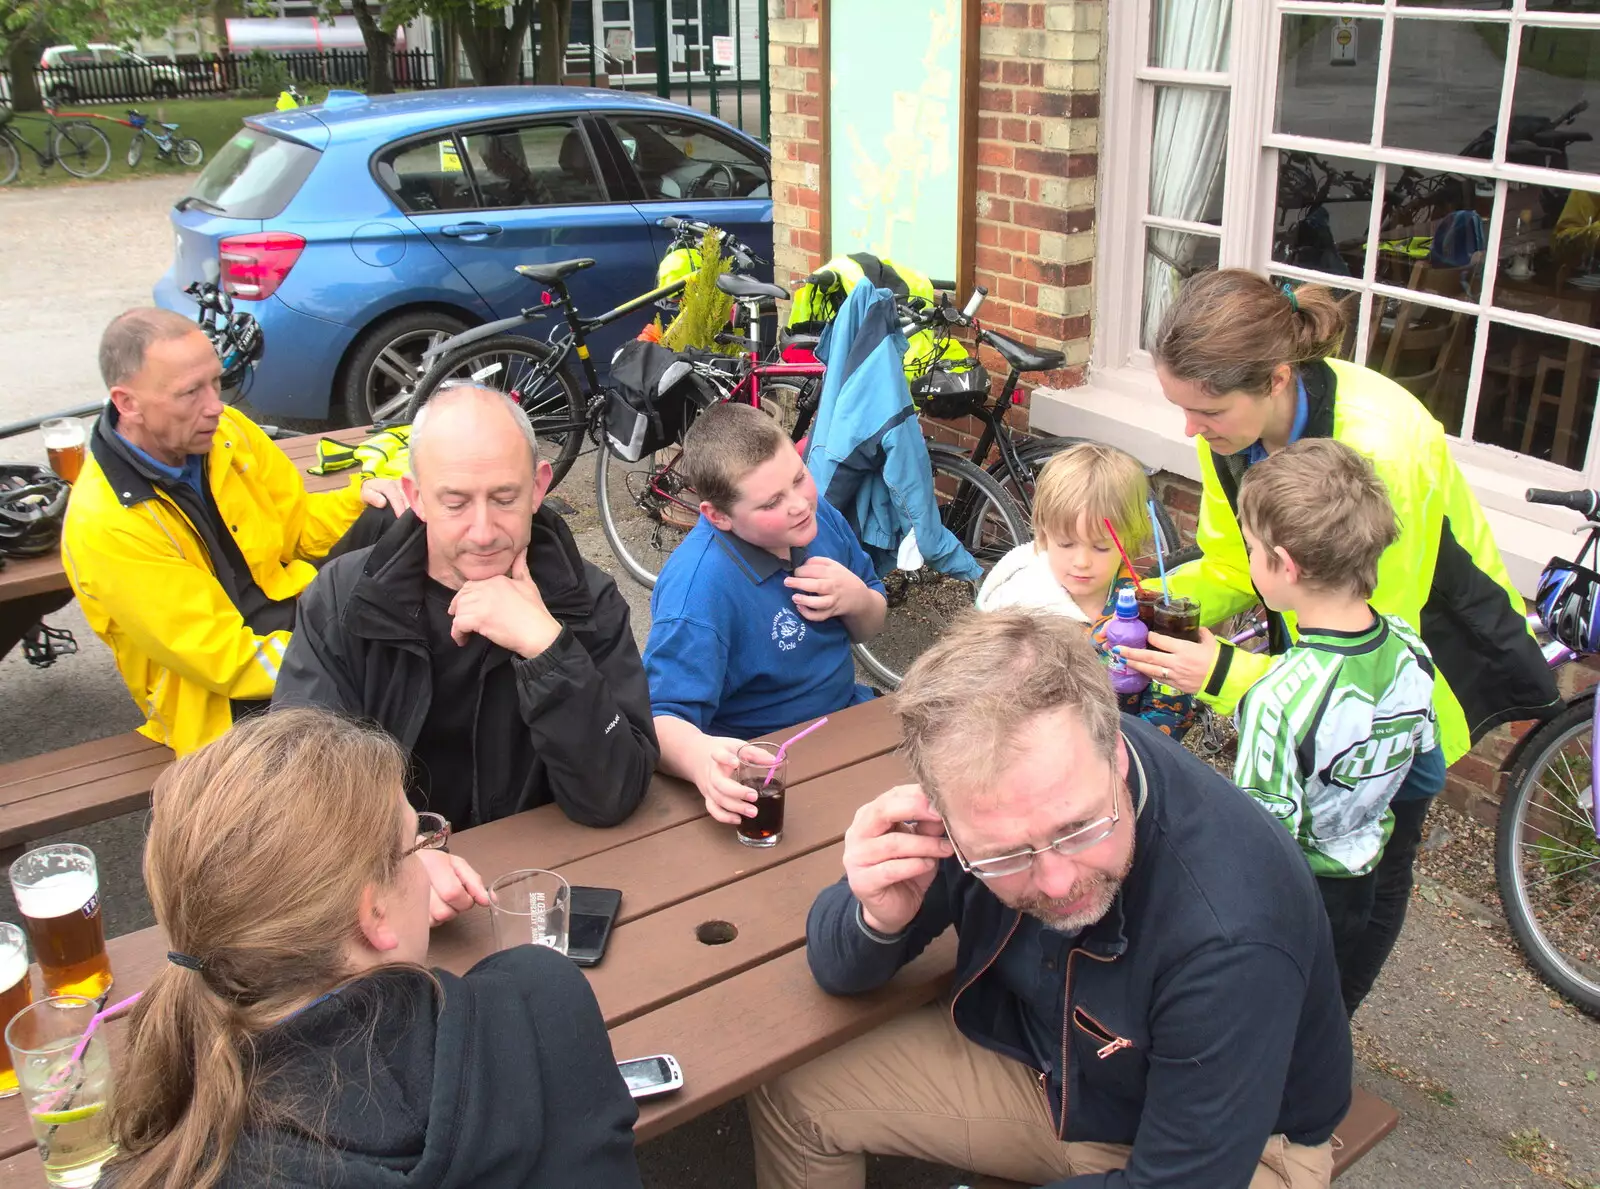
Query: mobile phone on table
567 885 622 967
617 1054 683 1099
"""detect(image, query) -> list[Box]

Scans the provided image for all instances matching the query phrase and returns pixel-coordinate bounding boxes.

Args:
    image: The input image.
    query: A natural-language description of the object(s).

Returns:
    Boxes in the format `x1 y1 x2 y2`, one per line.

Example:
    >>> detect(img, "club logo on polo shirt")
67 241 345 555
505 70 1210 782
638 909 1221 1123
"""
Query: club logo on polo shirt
772 607 807 652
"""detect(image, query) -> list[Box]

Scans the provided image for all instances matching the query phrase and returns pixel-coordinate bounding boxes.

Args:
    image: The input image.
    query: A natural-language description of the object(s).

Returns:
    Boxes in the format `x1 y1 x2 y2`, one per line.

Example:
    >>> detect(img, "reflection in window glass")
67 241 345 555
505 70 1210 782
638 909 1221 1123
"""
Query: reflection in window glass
1383 22 1507 156
1150 87 1228 225
1141 229 1220 351
1276 16 1381 144
1511 27 1600 176
1376 166 1489 297
1370 295 1474 437
1150 0 1230 71
1527 1 1600 14
1476 322 1596 469
1273 152 1375 279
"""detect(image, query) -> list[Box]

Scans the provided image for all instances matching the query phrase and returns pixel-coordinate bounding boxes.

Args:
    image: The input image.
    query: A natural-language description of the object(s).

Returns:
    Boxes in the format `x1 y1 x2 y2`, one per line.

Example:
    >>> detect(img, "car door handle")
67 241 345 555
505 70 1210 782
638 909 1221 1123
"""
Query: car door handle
440 222 503 238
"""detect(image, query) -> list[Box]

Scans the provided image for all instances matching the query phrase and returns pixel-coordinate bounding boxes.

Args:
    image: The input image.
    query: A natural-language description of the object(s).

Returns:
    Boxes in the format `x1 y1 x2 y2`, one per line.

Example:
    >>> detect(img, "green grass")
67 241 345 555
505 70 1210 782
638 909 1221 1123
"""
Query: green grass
2 91 331 189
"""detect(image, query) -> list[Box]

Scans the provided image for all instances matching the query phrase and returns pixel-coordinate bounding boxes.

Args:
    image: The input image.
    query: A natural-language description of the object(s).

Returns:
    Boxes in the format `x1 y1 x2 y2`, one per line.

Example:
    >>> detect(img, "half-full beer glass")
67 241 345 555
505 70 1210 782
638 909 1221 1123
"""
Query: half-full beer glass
0 922 31 1098
9 845 111 998
39 419 86 485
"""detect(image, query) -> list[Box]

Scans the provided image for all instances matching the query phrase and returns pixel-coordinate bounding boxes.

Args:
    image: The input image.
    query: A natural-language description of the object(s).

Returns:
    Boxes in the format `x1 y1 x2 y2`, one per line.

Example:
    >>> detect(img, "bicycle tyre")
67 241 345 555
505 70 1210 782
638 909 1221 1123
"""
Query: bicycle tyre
126 132 144 168
992 434 1186 554
851 452 1029 690
407 334 586 489
52 121 110 179
175 137 204 167
0 136 18 187
1494 695 1600 1017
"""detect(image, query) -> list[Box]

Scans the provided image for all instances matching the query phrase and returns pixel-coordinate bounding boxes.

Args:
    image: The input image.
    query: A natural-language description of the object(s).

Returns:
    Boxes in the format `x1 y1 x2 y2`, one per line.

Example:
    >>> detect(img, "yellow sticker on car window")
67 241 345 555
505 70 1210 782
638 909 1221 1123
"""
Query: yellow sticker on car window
439 141 462 173
683 140 694 158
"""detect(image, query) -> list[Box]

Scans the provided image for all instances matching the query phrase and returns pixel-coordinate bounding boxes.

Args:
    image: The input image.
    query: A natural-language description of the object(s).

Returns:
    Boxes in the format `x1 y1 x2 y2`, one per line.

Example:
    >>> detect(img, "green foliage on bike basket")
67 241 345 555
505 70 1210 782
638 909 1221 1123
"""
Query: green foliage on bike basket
660 228 739 355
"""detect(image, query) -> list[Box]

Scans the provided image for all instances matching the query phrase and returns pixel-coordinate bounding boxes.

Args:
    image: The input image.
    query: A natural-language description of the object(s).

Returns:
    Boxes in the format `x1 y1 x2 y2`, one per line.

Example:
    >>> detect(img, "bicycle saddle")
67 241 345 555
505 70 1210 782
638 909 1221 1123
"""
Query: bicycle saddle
984 330 1065 374
717 274 789 301
515 258 596 285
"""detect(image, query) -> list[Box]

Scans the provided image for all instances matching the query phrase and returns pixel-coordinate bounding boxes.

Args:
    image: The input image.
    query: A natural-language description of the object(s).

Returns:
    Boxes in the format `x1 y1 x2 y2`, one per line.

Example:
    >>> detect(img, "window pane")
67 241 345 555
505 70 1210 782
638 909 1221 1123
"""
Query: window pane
1492 186 1600 341
1383 21 1508 157
1141 229 1220 350
1377 166 1491 296
1528 1 1600 13
1476 321 1597 469
1402 0 1507 7
379 139 477 214
1149 87 1228 224
462 122 607 207
1510 27 1600 176
608 115 770 200
1369 297 1474 436
1273 151 1375 279
1276 16 1382 144
1150 0 1230 71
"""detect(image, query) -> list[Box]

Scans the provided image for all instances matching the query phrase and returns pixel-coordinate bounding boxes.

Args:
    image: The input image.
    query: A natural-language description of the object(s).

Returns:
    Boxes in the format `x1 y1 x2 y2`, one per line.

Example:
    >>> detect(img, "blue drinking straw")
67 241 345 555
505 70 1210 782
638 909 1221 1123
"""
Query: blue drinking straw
1147 499 1171 601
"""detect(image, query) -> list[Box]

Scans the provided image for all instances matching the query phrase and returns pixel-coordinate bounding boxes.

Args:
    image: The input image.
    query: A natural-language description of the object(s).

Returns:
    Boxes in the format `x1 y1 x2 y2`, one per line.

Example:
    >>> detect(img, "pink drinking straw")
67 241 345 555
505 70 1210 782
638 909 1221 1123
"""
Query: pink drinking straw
764 716 829 786
33 991 143 1115
1102 518 1141 584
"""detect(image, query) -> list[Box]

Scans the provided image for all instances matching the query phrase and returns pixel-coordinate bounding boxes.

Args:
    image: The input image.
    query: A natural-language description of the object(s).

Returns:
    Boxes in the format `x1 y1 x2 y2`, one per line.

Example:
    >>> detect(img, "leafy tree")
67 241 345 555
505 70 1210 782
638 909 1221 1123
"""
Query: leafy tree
1 0 188 110
384 0 571 87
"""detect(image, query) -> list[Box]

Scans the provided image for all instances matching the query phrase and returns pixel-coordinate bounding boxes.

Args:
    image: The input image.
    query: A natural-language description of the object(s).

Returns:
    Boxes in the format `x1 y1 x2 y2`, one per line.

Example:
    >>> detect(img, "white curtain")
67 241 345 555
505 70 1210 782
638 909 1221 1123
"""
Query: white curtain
1141 0 1233 349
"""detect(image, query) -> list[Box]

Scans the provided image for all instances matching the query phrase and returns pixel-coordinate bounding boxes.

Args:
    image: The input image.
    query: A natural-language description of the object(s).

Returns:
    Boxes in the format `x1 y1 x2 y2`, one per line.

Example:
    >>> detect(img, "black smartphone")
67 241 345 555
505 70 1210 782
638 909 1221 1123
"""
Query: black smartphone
568 886 622 967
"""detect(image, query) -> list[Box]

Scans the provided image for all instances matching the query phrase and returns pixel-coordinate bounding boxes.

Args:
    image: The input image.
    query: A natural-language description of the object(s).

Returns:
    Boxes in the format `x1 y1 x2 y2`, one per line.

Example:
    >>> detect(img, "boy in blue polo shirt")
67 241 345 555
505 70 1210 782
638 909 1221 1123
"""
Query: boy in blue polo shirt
646 402 888 825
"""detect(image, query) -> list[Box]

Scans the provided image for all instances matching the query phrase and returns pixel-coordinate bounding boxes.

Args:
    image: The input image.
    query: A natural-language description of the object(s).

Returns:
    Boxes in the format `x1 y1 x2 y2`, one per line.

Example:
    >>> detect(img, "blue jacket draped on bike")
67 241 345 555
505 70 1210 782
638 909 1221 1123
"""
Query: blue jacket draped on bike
805 283 980 581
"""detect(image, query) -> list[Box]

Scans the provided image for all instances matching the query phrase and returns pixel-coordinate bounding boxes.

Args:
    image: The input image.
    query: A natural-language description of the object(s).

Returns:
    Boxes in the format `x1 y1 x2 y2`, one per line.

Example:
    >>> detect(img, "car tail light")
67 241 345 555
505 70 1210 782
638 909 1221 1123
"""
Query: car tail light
218 232 306 300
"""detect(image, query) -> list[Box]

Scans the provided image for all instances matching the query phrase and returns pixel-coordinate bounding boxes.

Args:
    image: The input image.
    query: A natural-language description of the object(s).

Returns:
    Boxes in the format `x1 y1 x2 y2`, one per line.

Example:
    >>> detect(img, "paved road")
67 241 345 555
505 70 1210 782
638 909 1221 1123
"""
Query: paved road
0 176 1595 1188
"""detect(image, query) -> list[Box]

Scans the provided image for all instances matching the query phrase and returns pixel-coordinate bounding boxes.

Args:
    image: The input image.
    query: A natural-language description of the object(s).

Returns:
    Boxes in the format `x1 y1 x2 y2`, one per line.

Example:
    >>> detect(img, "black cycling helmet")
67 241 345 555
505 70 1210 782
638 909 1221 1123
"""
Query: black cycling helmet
1536 556 1600 655
0 465 70 558
910 358 992 421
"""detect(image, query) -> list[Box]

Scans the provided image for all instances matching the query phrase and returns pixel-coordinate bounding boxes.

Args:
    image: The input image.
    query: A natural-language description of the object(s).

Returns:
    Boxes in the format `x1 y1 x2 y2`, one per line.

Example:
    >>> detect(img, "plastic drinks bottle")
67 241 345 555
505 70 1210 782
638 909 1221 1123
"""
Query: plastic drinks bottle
1102 587 1151 695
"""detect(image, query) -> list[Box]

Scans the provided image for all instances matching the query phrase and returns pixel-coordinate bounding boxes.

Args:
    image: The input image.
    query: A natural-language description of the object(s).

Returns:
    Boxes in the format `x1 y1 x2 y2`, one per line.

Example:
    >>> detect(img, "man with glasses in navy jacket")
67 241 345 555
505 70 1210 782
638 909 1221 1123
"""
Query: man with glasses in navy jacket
749 611 1352 1189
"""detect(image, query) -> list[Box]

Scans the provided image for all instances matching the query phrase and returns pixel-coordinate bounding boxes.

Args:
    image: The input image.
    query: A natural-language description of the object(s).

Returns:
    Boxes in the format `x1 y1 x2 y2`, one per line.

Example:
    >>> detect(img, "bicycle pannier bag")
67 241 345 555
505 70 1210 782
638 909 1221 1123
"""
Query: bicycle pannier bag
606 340 713 462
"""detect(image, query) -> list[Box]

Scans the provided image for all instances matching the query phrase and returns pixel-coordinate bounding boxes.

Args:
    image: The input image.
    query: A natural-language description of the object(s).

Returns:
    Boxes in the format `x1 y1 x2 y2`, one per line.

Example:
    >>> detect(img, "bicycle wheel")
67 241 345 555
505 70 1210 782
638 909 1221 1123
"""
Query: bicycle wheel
52 121 111 179
1495 696 1600 1017
126 133 144 168
176 138 204 167
0 136 18 187
851 452 1029 689
408 334 586 489
993 435 1187 563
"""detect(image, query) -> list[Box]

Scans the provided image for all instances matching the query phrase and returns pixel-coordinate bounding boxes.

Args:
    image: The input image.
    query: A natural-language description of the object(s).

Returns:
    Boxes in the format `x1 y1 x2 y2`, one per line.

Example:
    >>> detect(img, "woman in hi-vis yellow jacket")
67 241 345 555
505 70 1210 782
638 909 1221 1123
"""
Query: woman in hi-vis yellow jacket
1118 269 1560 1000
63 404 372 756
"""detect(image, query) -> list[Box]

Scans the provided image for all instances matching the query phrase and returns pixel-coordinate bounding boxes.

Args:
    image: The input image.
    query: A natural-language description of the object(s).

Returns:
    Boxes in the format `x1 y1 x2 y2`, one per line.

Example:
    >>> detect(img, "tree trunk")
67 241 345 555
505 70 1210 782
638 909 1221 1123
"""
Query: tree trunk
536 0 572 85
5 31 44 113
349 0 395 94
439 15 459 87
212 0 241 54
458 0 535 87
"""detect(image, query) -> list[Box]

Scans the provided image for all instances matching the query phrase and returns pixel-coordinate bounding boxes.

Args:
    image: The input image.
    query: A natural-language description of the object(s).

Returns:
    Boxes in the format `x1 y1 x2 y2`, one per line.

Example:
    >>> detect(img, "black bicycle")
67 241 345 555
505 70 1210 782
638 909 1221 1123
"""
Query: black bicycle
0 106 111 185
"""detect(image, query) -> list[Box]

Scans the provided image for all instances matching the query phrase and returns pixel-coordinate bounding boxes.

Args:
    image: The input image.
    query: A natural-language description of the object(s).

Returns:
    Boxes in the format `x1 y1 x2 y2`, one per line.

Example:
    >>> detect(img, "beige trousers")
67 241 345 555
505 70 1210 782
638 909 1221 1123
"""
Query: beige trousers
747 1003 1333 1189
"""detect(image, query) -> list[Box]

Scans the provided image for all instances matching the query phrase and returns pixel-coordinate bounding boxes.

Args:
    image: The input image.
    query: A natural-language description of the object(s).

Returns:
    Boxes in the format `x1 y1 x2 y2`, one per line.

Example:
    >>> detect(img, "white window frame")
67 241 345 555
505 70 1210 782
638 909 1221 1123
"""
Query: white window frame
1036 0 1600 592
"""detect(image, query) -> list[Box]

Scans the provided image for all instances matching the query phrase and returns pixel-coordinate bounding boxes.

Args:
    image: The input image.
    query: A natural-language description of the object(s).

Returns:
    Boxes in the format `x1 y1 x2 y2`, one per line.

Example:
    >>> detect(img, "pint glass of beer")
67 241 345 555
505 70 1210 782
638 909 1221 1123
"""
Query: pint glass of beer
39 419 87 485
0 922 31 1098
6 995 117 1187
9 845 111 999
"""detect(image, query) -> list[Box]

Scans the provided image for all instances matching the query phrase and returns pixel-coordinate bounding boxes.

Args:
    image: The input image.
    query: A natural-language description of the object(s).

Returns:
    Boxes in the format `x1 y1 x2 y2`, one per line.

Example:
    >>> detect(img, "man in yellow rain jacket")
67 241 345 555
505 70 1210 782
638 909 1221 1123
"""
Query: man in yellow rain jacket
63 309 407 755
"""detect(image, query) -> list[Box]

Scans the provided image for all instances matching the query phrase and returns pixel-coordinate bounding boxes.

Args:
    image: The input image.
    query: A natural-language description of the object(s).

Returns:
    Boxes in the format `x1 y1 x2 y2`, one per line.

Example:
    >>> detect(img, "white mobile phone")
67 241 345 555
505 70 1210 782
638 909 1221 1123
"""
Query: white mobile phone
617 1054 683 1099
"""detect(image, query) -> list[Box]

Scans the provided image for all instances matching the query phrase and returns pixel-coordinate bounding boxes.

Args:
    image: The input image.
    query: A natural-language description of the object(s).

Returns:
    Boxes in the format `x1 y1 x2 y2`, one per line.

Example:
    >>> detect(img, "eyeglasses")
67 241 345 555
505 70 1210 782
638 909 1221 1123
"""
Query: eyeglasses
946 768 1122 881
401 812 451 859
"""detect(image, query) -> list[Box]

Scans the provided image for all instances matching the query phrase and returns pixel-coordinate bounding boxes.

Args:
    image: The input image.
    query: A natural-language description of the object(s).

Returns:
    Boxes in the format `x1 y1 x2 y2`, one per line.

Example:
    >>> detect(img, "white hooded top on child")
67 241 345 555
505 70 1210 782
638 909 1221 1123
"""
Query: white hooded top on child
975 543 1094 623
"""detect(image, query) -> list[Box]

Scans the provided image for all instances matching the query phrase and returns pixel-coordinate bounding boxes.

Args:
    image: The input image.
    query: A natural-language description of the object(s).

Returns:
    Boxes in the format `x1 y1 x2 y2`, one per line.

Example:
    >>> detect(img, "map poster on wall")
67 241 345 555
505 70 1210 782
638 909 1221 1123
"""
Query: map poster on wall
826 0 974 284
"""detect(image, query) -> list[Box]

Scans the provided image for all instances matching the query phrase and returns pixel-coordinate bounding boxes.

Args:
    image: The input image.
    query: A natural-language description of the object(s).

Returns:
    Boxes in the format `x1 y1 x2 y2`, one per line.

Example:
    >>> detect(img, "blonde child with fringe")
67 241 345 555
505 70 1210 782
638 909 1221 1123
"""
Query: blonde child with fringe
977 442 1194 737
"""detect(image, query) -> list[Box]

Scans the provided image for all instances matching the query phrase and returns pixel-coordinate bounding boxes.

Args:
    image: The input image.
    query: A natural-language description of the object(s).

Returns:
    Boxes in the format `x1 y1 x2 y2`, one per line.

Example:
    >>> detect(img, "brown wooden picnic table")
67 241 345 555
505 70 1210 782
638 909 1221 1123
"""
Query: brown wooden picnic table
0 695 965 1183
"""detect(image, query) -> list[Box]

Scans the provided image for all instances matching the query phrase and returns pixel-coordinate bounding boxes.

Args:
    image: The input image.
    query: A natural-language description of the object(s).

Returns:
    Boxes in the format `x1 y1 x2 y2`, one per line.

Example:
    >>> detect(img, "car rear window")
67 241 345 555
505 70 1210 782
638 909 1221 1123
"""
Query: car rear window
183 127 319 220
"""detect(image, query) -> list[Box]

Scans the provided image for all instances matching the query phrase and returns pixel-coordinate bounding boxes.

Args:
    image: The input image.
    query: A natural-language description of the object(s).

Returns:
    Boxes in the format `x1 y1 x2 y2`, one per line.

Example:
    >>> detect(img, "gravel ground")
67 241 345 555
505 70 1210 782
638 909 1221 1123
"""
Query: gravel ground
0 176 1596 1188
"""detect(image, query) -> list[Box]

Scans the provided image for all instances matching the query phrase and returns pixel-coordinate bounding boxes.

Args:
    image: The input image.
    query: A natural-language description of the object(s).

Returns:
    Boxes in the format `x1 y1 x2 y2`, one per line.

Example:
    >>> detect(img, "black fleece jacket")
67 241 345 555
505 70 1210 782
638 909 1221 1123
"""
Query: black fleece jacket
273 506 657 828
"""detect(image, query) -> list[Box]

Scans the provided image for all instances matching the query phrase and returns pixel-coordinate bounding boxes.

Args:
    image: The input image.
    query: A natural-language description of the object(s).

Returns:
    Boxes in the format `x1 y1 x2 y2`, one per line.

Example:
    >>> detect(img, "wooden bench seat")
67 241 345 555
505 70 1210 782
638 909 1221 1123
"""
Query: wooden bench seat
960 1087 1399 1185
0 731 173 865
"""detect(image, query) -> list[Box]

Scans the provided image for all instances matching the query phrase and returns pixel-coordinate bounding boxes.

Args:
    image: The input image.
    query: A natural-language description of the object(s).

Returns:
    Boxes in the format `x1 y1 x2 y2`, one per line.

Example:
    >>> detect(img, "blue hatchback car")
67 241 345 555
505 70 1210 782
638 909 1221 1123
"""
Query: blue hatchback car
154 86 773 424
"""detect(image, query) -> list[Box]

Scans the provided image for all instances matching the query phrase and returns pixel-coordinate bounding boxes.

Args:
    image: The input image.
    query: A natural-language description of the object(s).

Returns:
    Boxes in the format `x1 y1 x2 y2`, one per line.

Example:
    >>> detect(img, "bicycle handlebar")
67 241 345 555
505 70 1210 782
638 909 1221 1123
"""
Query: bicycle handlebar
1527 487 1600 517
656 215 762 270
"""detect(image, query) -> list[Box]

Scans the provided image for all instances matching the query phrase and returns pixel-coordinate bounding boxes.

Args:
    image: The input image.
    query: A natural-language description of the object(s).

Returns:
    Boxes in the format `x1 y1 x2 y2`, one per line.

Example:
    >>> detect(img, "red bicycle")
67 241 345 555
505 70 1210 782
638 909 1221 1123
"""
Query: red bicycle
595 271 827 587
